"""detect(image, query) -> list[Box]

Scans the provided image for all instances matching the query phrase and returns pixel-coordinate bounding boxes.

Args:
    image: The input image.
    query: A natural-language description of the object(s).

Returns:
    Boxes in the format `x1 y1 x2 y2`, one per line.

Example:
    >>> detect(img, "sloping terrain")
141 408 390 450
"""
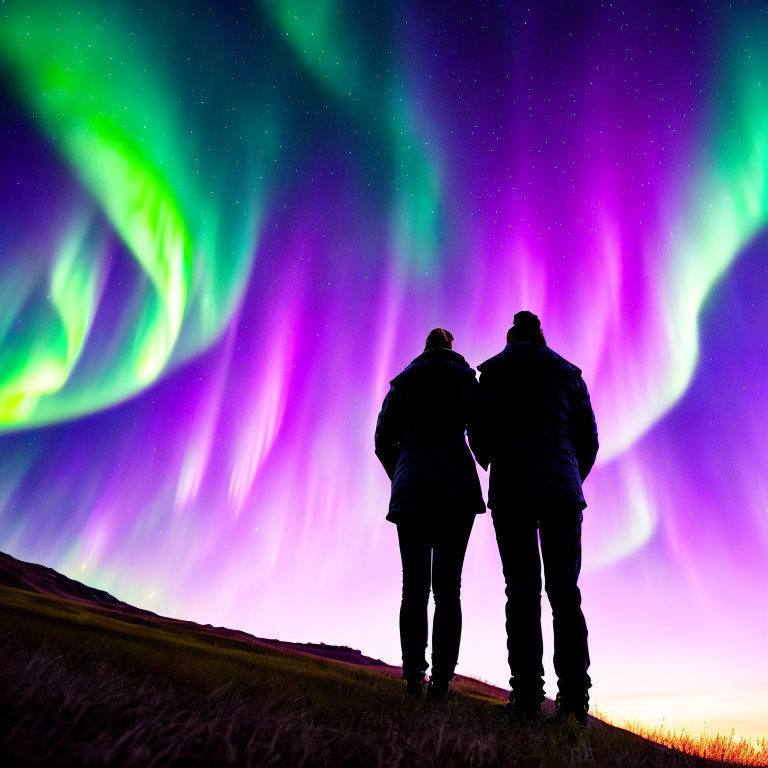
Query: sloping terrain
0 551 742 767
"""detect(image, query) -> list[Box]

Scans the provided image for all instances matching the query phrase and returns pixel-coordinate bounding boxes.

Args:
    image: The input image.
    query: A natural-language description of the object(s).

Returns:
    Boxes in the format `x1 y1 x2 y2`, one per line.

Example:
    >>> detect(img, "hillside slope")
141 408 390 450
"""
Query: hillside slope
0 551 741 767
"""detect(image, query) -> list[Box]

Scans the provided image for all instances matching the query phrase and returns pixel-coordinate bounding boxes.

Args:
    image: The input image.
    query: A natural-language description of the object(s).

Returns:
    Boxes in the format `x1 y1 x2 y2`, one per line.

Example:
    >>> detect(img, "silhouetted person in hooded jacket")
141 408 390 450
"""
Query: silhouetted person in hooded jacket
469 311 598 724
375 328 485 703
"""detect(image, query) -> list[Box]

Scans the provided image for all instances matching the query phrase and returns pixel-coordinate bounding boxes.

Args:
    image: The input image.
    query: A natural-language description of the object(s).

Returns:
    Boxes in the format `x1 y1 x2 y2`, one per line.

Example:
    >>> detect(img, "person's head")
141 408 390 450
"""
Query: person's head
424 328 454 351
506 311 546 345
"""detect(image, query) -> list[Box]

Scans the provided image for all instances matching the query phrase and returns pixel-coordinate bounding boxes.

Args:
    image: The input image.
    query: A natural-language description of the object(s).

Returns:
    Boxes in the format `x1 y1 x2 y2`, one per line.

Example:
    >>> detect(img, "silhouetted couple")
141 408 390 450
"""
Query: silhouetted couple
375 312 599 724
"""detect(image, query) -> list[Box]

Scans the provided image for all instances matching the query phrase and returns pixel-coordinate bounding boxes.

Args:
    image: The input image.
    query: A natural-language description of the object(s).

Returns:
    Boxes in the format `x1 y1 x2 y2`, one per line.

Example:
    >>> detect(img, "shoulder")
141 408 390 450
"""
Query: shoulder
477 347 509 373
379 386 401 408
391 348 476 390
547 348 582 377
478 343 582 378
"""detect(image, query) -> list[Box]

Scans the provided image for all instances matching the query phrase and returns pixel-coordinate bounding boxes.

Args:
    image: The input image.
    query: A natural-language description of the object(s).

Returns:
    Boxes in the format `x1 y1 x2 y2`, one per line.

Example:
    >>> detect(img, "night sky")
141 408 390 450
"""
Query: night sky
1 1 767 739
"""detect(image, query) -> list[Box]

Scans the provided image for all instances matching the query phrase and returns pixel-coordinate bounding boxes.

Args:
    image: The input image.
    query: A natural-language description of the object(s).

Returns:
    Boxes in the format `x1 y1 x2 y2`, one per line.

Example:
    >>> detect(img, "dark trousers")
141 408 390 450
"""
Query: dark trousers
396 514 475 682
492 504 591 704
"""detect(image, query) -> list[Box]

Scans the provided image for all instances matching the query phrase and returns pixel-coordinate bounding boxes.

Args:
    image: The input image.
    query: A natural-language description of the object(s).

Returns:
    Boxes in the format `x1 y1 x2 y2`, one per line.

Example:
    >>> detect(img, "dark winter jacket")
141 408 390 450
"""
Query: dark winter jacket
469 342 598 510
375 348 486 523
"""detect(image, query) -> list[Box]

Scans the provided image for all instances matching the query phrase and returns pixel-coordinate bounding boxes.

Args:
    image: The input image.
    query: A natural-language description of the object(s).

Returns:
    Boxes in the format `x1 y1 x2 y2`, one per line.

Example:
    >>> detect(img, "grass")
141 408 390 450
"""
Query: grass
593 711 768 768
0 584 756 767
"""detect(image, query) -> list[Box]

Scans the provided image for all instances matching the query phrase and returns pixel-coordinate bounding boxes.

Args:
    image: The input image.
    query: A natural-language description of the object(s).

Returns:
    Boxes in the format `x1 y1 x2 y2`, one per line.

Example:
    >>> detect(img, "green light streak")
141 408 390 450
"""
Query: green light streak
0 1 271 430
0 222 101 423
0 5 192 384
261 0 443 273
605 28 768 460
664 32 768 409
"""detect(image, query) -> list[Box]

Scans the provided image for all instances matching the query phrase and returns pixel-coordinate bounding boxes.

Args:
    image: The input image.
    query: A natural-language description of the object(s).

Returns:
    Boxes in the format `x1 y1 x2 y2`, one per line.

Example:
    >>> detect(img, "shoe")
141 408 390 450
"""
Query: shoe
493 698 542 723
554 692 589 726
424 678 451 704
404 674 425 697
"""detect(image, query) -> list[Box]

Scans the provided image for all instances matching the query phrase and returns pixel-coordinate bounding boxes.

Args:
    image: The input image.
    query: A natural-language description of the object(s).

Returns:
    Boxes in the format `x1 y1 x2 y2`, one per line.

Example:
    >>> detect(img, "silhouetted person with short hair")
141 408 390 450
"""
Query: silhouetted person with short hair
469 311 598 725
375 328 485 703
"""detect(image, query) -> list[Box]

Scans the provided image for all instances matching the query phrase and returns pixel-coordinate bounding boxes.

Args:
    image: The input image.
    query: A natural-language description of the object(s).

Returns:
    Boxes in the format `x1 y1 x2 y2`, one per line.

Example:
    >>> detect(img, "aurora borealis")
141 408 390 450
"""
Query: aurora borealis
1 0 767 739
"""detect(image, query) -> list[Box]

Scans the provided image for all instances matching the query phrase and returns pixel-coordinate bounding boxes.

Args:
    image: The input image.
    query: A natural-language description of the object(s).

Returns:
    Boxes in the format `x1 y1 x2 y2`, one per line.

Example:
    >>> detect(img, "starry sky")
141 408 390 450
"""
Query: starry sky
1 0 767 740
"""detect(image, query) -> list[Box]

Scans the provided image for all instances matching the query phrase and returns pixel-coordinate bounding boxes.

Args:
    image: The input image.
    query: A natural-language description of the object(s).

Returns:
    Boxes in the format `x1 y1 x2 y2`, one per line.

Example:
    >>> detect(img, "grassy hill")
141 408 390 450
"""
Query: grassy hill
0 552 758 767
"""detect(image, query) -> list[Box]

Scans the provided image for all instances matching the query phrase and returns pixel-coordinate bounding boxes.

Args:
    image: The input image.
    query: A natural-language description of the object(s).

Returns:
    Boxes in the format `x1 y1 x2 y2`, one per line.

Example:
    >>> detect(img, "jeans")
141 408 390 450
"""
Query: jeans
492 503 590 704
396 513 475 682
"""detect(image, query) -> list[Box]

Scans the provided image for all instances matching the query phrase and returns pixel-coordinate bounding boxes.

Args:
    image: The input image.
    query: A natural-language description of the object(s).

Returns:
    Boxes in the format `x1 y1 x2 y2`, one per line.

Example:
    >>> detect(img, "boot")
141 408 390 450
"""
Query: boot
424 677 451 704
493 697 543 723
554 692 589 726
403 673 425 697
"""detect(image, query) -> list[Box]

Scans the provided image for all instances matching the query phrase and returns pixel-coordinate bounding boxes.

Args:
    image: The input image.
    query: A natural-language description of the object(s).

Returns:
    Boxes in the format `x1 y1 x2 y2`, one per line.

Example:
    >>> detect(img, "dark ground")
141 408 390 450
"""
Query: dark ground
0 551 753 767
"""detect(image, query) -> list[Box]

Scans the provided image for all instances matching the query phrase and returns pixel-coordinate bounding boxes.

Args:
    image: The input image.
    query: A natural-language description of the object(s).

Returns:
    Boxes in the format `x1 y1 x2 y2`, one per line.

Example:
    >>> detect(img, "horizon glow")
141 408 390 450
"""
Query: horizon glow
1 0 767 740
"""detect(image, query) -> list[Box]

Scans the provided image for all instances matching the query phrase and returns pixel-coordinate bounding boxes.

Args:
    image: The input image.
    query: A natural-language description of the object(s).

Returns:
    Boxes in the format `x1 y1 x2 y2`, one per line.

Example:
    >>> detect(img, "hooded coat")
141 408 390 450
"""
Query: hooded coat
469 342 598 511
374 348 485 523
